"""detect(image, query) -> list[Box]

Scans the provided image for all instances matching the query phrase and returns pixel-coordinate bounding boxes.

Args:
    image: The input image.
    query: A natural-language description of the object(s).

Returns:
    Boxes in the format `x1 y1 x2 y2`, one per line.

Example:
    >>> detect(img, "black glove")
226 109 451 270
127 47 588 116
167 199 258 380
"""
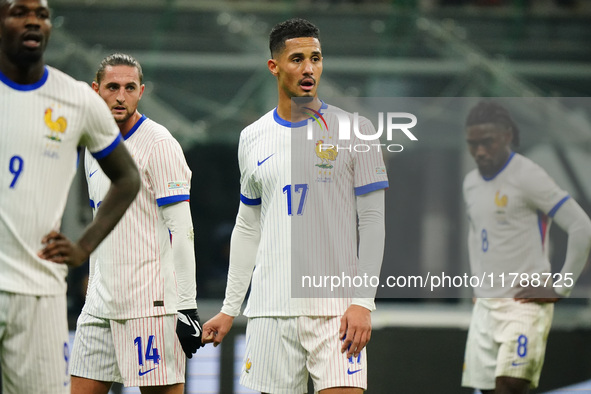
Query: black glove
176 309 203 358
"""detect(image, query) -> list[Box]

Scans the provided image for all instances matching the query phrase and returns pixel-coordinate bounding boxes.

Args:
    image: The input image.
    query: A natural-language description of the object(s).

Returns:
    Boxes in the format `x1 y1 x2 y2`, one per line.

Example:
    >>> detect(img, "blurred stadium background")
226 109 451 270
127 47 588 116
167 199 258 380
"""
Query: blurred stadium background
40 0 591 392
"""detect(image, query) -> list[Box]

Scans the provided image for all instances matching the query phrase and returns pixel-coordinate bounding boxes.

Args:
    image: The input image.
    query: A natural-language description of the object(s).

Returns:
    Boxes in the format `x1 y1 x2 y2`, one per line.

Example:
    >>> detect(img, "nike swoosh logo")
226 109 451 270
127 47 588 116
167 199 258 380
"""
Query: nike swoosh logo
347 368 362 375
191 320 202 338
257 154 274 166
138 367 156 376
89 169 98 178
511 361 528 367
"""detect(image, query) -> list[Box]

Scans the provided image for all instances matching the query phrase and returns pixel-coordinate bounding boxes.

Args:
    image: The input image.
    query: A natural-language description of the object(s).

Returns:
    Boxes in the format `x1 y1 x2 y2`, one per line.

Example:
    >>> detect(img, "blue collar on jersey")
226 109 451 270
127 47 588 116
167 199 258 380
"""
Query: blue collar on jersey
273 101 328 128
482 151 515 181
124 114 147 140
0 65 49 91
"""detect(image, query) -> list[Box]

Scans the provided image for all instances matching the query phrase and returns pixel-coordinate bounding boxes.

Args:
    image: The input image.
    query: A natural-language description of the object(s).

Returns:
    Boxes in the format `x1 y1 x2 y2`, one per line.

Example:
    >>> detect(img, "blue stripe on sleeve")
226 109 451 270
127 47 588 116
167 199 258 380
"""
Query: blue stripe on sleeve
156 195 190 207
89 199 95 208
92 134 123 160
354 181 389 196
548 195 570 218
240 194 262 206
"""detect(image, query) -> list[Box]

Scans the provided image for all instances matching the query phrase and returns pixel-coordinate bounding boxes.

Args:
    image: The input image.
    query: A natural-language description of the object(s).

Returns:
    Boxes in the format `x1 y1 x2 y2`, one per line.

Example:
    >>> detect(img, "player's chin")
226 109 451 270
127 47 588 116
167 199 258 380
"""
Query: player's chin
114 113 131 123
476 162 493 176
15 49 43 65
294 93 315 102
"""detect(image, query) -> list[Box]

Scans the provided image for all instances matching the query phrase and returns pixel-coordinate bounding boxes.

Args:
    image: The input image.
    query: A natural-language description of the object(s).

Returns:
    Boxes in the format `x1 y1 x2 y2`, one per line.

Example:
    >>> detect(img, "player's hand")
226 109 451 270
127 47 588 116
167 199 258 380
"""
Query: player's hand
514 286 561 304
38 231 89 267
339 304 372 359
176 309 204 358
202 312 234 347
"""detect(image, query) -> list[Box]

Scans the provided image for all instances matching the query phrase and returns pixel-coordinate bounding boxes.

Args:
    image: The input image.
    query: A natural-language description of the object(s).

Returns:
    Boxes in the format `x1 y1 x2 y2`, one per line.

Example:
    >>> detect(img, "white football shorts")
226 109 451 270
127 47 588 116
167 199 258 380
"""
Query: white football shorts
0 291 70 394
240 316 367 393
462 298 554 390
70 311 185 387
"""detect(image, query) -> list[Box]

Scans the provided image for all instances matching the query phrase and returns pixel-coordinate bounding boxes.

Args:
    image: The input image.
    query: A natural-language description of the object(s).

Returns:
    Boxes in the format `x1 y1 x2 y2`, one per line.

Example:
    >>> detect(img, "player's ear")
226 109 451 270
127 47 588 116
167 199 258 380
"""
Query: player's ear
267 59 278 76
138 84 145 100
91 81 99 93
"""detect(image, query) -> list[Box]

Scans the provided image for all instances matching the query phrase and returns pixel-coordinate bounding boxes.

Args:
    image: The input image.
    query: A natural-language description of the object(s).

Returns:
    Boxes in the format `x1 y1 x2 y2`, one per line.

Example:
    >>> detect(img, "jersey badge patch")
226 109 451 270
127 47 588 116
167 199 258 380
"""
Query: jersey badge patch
495 190 509 224
495 190 508 208
167 181 189 191
44 107 67 142
314 139 337 169
315 139 337 183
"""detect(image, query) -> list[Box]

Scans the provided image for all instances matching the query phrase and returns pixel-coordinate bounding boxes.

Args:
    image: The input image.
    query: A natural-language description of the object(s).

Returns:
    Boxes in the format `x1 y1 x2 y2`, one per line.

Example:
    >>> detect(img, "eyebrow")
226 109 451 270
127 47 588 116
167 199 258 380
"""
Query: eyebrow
289 51 322 57
105 81 138 86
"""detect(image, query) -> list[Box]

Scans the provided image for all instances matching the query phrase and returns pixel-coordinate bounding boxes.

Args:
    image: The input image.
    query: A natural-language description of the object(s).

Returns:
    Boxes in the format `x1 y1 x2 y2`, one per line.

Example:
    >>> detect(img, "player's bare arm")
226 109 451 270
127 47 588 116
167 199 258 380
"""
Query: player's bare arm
340 304 372 359
202 312 235 347
39 143 140 266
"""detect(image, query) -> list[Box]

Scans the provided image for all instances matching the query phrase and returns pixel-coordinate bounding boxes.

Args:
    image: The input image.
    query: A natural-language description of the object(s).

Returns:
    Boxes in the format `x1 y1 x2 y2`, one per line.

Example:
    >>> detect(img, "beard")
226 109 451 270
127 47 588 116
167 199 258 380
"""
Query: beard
9 47 45 68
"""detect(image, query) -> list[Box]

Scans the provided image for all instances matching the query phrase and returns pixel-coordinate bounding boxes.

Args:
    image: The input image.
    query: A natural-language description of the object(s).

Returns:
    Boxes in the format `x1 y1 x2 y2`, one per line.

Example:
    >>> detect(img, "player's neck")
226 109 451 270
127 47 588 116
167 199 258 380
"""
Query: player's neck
276 96 322 124
119 111 143 138
0 56 45 85
481 150 513 179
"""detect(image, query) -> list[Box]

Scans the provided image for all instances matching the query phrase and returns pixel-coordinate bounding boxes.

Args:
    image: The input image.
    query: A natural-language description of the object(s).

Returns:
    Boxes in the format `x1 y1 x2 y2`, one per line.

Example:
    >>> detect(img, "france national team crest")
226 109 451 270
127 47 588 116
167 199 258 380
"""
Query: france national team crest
44 107 67 141
494 190 509 224
43 107 67 159
314 138 337 183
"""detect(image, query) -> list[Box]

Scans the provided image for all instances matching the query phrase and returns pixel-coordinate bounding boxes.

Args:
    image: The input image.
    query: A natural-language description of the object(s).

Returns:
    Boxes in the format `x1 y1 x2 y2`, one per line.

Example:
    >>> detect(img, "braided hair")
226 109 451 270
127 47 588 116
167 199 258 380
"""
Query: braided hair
466 101 520 148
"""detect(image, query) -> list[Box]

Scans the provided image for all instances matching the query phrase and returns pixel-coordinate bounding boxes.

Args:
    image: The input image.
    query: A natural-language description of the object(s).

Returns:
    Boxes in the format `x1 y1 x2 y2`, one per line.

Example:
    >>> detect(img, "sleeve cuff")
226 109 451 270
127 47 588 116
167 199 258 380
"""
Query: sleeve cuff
240 194 261 206
351 298 376 312
156 194 190 207
177 300 198 311
548 195 570 218
91 134 123 160
221 305 241 317
354 181 389 196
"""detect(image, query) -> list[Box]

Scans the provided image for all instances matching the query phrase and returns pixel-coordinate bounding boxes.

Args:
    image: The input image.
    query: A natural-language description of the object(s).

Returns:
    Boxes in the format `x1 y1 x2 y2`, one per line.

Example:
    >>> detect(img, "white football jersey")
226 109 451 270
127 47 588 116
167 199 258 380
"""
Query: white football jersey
238 103 389 317
463 152 570 297
0 66 121 296
83 115 191 319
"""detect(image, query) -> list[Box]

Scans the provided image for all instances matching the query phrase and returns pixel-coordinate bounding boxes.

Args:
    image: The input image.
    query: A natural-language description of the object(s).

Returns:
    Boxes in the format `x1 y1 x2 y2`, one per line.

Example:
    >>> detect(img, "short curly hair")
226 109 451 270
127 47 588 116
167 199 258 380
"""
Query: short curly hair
269 18 320 58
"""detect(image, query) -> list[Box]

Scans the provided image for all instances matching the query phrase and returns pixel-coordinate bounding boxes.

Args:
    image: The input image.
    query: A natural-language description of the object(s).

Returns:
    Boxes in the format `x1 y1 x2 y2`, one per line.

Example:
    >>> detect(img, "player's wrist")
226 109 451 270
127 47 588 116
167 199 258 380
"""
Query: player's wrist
220 305 240 317
178 308 199 318
177 300 198 310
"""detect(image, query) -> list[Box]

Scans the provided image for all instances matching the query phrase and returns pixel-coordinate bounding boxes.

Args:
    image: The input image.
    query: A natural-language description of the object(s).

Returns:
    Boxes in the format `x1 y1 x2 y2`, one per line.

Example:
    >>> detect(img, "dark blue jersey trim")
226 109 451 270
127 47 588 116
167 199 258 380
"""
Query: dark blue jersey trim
0 66 49 91
157 195 190 207
240 194 262 206
273 101 328 128
124 115 147 140
548 195 570 218
92 134 123 160
354 181 389 196
482 151 515 181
